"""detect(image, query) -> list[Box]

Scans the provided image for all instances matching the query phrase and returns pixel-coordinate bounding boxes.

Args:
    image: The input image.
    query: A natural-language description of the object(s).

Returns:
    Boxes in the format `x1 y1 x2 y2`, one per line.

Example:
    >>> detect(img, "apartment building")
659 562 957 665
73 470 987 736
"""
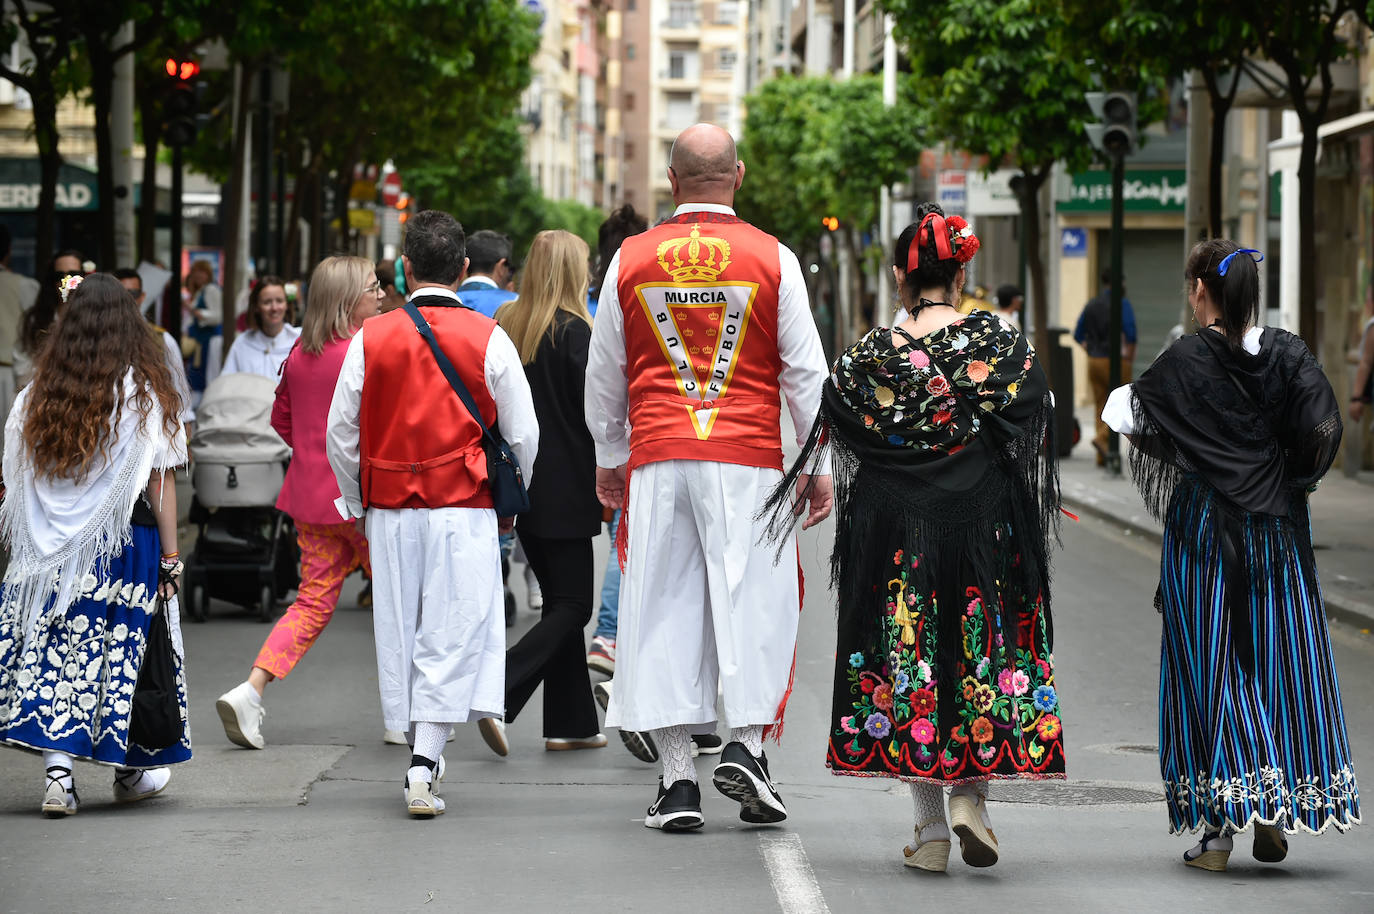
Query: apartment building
524 0 599 206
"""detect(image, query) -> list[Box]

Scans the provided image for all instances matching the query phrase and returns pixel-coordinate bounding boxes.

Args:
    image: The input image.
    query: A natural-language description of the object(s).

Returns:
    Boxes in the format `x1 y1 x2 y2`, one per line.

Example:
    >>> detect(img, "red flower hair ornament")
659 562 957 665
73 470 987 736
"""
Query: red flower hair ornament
907 212 981 273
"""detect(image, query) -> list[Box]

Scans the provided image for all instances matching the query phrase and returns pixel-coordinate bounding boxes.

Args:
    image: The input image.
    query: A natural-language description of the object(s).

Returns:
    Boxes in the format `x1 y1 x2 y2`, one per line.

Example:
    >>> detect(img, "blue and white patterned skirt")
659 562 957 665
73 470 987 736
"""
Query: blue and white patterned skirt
0 524 192 767
1158 478 1359 835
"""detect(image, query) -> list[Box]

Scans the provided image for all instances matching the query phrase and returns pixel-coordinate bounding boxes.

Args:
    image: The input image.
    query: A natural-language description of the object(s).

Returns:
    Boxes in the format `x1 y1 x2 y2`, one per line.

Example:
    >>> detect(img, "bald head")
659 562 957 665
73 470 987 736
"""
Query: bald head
668 124 743 205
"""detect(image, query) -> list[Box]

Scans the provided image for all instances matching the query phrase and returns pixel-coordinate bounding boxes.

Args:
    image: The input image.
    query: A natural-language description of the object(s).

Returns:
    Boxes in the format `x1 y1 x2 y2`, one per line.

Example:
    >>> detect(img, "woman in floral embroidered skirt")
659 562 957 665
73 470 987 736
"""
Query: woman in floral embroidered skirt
768 204 1064 873
0 274 189 817
1105 239 1360 871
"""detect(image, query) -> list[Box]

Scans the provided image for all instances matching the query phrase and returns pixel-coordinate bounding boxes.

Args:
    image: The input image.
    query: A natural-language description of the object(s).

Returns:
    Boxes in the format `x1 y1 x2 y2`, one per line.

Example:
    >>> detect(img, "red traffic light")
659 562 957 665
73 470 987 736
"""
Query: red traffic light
822 216 839 231
165 58 200 81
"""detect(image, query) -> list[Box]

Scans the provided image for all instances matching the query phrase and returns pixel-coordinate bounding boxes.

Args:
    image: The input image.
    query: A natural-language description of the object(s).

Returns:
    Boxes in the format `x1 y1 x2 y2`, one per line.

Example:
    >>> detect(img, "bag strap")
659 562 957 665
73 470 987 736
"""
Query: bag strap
402 301 499 449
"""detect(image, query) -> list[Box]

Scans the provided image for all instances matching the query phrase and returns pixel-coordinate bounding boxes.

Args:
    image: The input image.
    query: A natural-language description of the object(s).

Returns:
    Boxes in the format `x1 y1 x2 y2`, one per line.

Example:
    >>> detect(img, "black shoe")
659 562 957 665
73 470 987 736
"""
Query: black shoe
645 778 703 831
691 733 724 757
620 727 659 764
712 741 787 824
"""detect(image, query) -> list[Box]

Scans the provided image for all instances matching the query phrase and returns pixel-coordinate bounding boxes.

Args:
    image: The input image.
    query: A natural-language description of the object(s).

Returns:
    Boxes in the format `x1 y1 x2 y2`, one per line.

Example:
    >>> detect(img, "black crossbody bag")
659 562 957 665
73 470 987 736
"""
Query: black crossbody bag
403 301 530 517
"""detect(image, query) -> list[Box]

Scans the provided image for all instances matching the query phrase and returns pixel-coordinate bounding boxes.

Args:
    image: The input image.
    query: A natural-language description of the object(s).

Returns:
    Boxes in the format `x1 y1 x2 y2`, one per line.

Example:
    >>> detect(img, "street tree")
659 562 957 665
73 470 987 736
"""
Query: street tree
881 0 1098 372
1057 0 1259 238
0 1 79 266
1245 2 1369 346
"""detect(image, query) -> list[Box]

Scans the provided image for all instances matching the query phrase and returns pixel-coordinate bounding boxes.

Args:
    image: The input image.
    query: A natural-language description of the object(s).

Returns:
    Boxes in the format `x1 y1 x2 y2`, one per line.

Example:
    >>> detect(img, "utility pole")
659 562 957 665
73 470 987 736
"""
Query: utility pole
255 66 273 277
876 14 896 327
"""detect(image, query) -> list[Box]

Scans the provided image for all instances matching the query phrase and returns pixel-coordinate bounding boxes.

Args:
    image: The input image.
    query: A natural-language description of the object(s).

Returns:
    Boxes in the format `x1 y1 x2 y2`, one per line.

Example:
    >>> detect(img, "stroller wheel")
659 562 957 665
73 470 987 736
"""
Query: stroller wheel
188 579 208 623
259 583 277 623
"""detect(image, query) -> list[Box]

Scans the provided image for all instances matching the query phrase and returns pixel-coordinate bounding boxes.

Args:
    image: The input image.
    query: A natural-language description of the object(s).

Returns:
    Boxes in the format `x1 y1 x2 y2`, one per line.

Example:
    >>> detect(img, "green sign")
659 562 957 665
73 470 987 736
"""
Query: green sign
0 158 98 211
1058 168 1187 212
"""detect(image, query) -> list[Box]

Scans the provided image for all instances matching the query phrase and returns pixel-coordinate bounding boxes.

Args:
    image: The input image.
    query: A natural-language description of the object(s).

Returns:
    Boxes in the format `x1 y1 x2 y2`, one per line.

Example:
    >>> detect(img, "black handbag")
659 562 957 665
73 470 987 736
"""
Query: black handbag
403 301 531 517
129 595 182 750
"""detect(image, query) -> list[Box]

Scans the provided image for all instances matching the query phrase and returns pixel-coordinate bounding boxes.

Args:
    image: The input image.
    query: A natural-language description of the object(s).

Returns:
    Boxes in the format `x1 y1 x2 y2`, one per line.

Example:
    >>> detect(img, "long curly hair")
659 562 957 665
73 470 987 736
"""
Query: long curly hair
24 273 182 481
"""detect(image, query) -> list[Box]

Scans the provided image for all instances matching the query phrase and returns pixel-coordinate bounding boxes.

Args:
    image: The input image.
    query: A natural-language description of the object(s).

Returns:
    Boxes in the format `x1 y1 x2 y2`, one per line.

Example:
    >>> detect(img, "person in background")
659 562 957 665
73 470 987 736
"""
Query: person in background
326 210 538 818
1104 240 1359 870
1350 294 1374 425
458 231 539 615
0 273 189 816
585 204 648 675
114 269 194 434
219 275 301 381
483 229 605 755
0 226 40 444
957 282 990 316
994 283 1023 329
1075 267 1138 466
182 260 223 406
15 250 84 388
375 259 407 314
458 230 518 319
216 257 383 750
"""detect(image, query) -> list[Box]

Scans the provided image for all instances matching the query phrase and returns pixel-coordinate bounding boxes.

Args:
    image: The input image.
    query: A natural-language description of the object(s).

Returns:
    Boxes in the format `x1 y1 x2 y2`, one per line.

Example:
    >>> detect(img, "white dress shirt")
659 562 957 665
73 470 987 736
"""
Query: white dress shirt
584 202 831 473
325 287 539 519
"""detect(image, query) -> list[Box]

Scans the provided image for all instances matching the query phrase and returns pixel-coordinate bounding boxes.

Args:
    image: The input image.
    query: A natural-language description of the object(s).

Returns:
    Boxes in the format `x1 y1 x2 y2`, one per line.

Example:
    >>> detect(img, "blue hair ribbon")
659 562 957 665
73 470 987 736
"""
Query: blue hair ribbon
1217 248 1263 277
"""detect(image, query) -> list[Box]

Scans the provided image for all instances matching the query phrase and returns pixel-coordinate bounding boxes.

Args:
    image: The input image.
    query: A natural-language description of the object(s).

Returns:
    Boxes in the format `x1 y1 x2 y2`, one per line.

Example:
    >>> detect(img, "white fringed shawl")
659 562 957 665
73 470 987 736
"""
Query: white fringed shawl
1 371 187 637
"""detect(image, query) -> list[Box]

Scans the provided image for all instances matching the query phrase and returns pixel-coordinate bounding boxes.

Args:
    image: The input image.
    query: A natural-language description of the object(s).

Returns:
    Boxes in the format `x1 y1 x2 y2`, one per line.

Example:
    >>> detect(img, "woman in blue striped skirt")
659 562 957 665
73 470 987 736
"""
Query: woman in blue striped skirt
1104 239 1359 871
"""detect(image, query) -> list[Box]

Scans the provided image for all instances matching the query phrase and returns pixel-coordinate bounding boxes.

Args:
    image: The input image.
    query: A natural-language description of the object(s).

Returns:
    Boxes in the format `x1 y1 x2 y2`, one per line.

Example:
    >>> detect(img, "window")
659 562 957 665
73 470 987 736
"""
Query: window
714 1 739 24
665 91 696 129
717 49 736 73
625 91 635 111
667 47 698 80
626 0 635 9
626 43 636 60
667 0 696 27
625 141 636 160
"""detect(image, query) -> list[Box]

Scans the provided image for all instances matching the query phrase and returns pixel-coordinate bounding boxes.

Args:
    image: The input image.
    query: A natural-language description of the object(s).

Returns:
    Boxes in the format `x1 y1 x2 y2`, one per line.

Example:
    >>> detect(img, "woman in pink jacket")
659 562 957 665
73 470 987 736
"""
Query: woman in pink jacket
215 256 383 749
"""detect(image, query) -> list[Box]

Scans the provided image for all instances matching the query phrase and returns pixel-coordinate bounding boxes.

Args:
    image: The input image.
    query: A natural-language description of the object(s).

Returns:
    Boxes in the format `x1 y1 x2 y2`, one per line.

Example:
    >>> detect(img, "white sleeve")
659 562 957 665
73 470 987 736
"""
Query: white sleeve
326 331 367 519
775 243 832 474
1102 383 1135 435
584 251 631 468
196 284 223 326
220 335 244 377
161 332 195 423
153 418 189 469
484 325 539 487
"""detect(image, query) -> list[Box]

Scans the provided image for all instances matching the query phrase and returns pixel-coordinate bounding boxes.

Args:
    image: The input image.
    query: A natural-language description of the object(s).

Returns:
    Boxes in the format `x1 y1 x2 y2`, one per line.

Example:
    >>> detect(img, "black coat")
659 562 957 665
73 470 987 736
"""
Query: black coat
516 312 602 538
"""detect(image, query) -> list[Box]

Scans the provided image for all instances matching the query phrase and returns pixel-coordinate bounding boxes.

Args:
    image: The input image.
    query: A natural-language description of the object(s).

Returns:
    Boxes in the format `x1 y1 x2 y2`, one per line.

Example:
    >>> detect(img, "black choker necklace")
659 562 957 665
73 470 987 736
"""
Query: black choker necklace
914 297 953 312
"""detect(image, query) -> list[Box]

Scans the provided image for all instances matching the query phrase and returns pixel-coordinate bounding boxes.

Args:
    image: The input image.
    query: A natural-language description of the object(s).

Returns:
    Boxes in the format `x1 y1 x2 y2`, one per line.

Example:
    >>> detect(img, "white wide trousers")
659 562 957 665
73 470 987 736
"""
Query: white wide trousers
606 459 800 732
367 506 505 731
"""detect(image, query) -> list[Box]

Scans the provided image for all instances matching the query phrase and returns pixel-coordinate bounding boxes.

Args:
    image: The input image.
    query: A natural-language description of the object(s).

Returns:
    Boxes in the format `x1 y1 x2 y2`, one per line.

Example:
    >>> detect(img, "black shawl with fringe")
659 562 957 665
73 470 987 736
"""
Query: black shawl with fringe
763 313 1060 722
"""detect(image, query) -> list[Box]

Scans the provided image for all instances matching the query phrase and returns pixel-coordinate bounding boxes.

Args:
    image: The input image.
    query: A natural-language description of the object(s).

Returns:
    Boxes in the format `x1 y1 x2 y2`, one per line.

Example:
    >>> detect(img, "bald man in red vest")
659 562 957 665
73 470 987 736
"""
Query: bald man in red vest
327 210 538 818
585 124 832 831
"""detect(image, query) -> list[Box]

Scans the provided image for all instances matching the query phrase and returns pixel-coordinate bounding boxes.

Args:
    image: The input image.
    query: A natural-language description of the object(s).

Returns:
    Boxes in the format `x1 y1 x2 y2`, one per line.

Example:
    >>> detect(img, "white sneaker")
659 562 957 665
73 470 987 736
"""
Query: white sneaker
525 565 542 610
216 681 266 749
383 729 409 745
478 717 508 757
113 767 171 803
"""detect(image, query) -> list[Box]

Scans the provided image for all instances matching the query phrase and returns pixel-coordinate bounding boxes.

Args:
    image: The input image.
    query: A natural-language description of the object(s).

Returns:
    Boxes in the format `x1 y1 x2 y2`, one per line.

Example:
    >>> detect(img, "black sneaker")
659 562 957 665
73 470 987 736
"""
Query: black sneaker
645 778 703 831
691 733 724 757
712 741 787 824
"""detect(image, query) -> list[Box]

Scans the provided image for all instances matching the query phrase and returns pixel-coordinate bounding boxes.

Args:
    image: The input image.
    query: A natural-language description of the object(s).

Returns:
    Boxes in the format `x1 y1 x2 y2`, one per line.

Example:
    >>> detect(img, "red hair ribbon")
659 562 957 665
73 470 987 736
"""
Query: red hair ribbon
907 212 954 273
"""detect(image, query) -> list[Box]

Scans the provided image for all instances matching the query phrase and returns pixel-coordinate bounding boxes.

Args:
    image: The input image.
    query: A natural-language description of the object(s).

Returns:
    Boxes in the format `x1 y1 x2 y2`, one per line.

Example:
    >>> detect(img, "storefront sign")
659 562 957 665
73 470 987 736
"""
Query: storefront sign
967 168 1021 216
0 159 99 211
1060 227 1087 257
936 170 966 211
1058 168 1187 212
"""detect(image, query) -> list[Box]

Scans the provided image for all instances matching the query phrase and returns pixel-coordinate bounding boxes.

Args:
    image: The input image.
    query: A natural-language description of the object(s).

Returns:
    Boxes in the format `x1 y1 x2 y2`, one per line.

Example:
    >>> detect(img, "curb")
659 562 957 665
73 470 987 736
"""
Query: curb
1062 495 1374 634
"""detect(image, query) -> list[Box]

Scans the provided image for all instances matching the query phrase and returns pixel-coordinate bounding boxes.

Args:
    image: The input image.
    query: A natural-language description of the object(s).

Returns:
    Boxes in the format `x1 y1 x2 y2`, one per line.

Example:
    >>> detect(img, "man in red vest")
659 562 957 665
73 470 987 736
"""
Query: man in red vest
585 124 832 831
326 209 538 818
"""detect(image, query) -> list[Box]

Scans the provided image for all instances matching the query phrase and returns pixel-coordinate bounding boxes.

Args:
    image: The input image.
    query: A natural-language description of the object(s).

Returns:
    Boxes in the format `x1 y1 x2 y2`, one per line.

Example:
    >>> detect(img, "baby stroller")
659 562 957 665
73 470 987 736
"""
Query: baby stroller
182 372 299 622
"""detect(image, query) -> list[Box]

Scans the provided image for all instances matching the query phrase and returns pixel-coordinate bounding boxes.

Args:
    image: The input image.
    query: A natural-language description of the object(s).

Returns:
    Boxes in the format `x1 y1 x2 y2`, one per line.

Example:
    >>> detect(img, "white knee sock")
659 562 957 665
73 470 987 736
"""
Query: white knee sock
910 781 948 838
409 721 449 783
653 726 696 785
730 725 763 757
43 751 73 788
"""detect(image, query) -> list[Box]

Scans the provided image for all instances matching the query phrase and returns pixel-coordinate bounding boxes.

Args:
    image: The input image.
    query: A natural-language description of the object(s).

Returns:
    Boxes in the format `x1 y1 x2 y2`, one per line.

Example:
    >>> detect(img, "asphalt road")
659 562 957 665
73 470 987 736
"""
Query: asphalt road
1 510 1372 913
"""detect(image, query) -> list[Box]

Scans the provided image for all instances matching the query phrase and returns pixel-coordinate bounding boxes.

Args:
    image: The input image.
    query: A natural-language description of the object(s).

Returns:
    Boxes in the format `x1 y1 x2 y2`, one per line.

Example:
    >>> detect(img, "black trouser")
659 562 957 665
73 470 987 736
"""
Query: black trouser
504 532 599 738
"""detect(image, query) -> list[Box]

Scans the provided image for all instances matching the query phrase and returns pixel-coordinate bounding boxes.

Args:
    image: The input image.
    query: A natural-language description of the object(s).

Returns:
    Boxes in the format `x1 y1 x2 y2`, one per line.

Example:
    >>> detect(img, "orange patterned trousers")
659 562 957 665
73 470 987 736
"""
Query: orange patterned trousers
253 521 371 679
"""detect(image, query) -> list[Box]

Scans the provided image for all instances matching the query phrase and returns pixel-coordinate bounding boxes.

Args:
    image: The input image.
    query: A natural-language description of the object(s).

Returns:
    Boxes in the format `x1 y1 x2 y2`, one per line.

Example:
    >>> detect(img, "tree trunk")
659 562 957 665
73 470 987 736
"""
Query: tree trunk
87 46 117 268
334 167 354 253
222 64 255 352
1019 167 1051 385
1296 119 1320 348
32 89 61 266
843 227 864 340
137 85 161 263
1206 96 1231 239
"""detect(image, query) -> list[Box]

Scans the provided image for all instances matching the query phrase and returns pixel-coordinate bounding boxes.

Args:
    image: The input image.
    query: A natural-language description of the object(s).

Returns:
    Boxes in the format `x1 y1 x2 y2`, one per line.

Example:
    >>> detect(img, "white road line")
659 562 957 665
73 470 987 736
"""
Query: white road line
758 833 830 914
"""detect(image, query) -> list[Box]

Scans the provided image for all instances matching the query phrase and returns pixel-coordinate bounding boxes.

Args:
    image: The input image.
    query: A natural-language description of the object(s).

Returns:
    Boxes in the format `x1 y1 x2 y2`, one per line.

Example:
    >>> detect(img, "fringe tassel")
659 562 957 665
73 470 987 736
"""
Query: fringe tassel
615 469 631 574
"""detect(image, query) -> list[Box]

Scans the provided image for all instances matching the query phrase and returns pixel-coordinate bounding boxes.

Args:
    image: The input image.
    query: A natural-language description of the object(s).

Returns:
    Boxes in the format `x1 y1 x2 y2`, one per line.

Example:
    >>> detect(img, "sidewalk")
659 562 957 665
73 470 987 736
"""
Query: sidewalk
1060 406 1374 631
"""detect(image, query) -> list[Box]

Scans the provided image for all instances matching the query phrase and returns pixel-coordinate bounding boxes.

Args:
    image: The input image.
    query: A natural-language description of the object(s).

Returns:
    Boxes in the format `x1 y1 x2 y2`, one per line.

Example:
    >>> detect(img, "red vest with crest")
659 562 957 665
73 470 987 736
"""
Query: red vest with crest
359 299 497 509
616 211 784 471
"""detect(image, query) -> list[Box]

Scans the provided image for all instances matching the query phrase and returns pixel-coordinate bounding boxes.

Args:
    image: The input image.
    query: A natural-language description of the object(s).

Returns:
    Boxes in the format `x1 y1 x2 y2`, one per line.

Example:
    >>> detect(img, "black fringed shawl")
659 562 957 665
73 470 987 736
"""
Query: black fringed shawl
763 313 1060 726
1126 327 1341 673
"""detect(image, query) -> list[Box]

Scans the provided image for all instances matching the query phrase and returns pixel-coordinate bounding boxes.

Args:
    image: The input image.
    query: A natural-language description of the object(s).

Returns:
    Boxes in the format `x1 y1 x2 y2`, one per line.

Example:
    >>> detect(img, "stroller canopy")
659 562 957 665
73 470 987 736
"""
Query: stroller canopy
190 373 290 464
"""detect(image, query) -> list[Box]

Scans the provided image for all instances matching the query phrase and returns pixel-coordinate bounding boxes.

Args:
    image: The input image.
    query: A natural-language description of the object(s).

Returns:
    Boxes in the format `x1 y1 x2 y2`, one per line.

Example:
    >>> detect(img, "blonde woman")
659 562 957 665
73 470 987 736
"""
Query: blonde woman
216 256 383 749
493 230 605 751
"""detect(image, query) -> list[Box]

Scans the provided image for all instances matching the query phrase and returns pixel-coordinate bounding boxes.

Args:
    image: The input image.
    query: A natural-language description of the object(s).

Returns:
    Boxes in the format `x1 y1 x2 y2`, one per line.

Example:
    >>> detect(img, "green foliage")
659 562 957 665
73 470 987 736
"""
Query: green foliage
736 74 921 253
541 198 605 252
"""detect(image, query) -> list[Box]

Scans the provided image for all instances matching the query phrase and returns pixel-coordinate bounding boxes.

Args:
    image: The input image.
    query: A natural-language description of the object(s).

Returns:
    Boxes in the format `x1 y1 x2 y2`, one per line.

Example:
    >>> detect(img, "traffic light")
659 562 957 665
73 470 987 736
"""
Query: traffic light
821 216 839 231
1084 91 1137 157
396 193 411 225
163 57 203 148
